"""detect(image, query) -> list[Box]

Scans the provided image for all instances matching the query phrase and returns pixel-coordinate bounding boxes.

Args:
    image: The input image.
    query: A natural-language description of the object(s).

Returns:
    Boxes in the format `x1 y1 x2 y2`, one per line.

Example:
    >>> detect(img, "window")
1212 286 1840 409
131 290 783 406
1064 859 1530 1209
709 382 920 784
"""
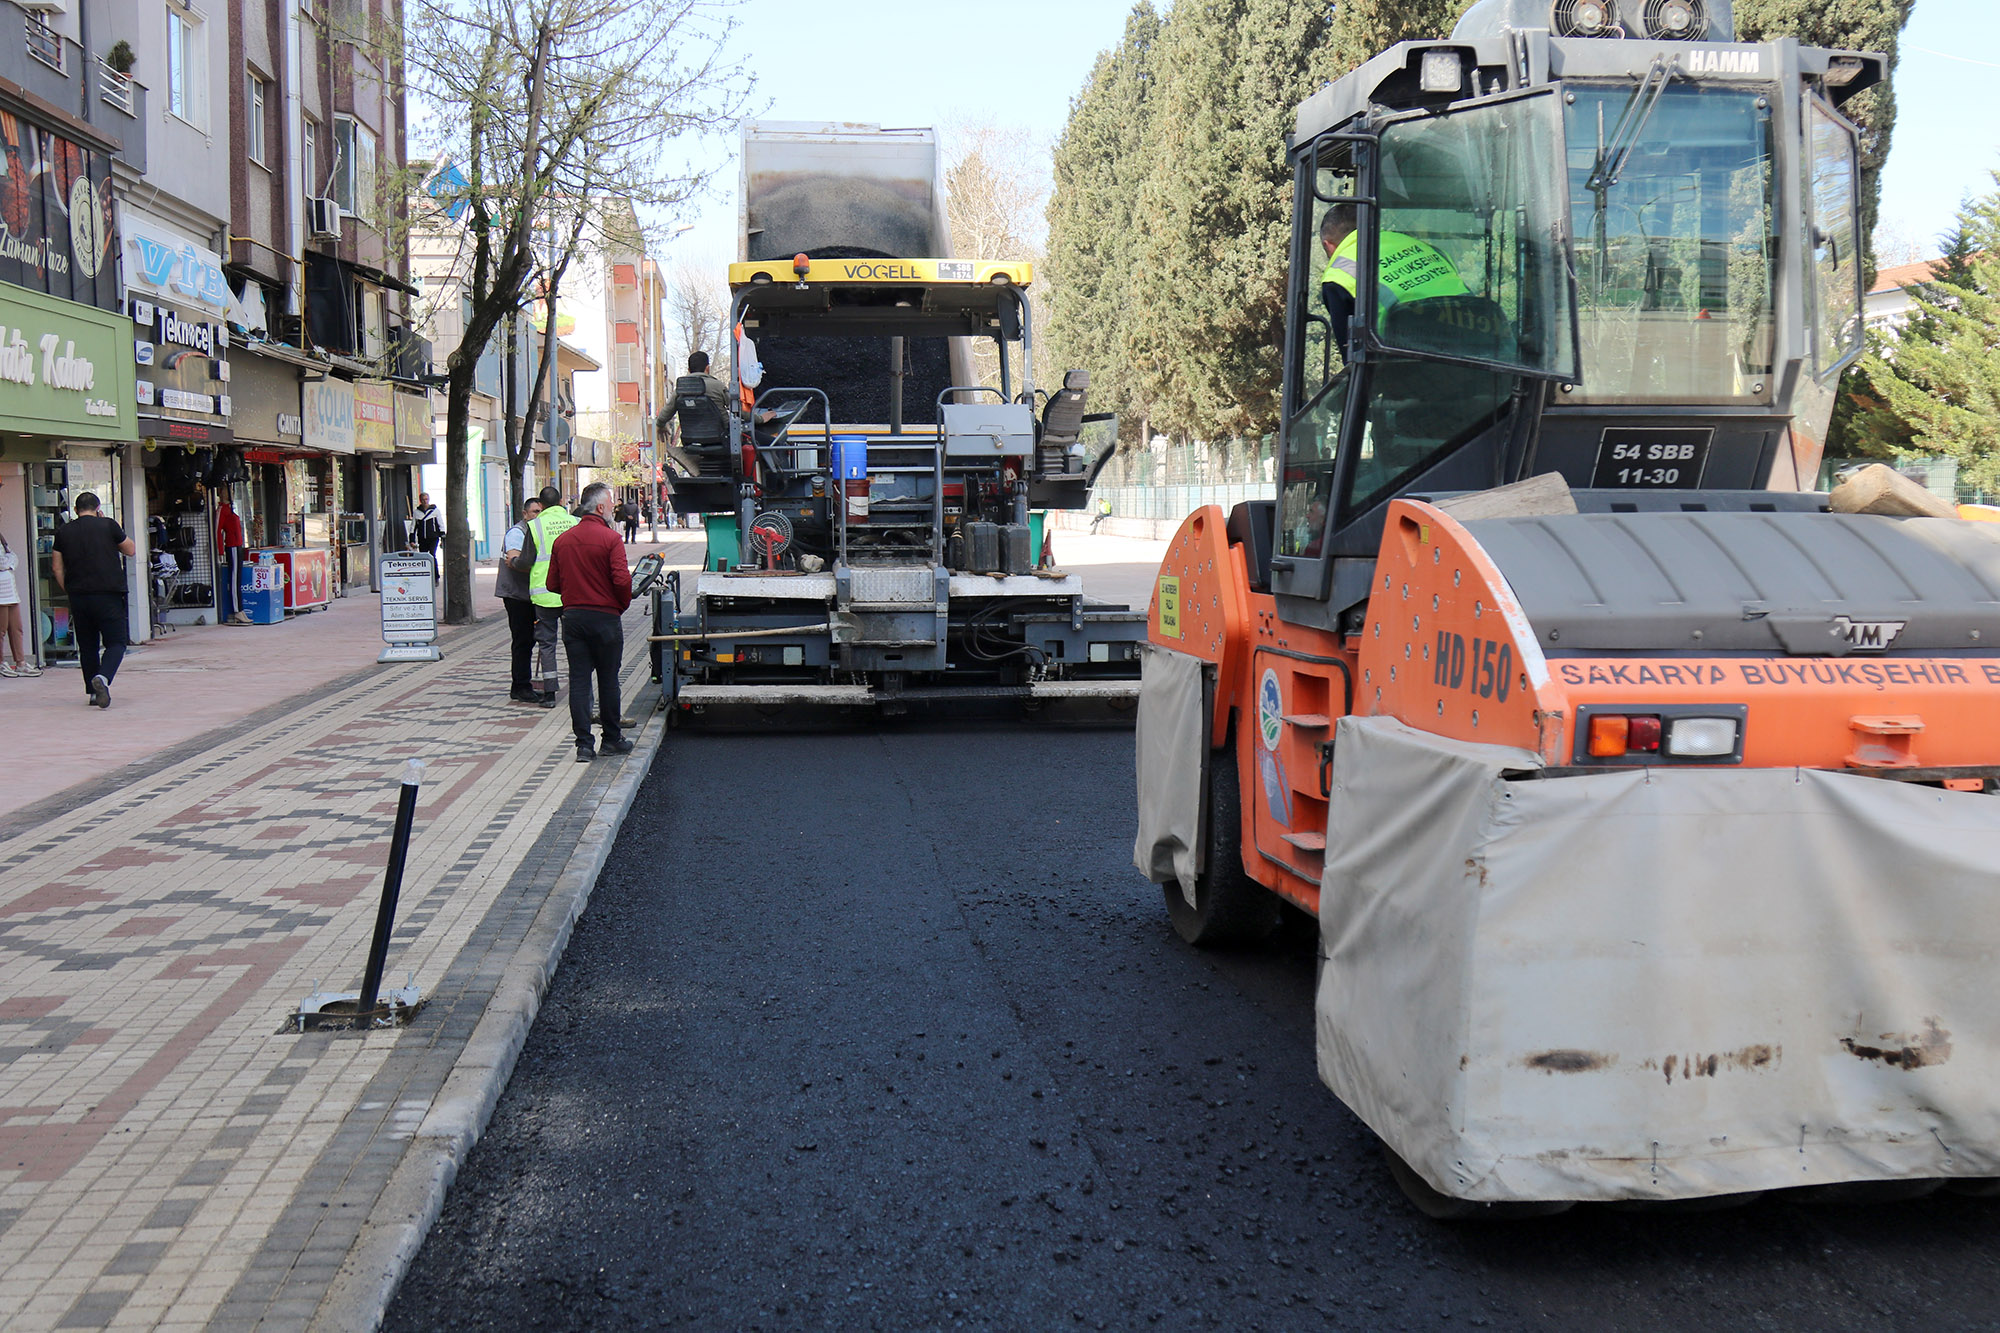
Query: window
302 118 318 197
360 287 385 359
26 15 62 73
615 345 636 381
332 116 378 221
166 4 204 126
1805 94 1863 381
246 72 268 165
1565 81 1776 404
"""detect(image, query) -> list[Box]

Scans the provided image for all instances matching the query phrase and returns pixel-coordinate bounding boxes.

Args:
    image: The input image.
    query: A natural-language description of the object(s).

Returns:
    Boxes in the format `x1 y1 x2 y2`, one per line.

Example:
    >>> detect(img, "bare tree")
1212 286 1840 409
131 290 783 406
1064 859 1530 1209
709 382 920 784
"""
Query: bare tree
942 119 1057 392
402 0 752 623
663 250 731 380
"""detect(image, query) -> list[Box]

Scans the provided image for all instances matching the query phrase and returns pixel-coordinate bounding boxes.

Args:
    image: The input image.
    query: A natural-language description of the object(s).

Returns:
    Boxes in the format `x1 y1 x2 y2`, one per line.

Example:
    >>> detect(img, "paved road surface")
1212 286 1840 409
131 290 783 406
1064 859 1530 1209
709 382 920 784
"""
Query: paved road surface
388 727 2000 1331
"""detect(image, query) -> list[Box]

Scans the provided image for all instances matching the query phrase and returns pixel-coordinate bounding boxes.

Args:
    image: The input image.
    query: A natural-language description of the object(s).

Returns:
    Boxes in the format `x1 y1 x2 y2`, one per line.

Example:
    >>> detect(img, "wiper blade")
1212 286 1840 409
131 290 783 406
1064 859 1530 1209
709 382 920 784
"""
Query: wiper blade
1587 56 1680 193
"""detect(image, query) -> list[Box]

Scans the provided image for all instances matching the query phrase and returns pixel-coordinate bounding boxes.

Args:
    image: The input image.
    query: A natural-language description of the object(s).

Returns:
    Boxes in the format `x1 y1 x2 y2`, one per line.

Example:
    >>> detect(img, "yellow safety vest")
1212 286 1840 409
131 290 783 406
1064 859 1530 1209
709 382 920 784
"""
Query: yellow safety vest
528 506 578 608
1323 230 1469 310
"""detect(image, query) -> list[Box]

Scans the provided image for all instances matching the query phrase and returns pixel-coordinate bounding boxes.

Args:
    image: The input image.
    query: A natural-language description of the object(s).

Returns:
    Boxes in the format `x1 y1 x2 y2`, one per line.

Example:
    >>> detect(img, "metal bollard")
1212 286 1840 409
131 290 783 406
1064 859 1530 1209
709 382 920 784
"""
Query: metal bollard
357 759 424 1017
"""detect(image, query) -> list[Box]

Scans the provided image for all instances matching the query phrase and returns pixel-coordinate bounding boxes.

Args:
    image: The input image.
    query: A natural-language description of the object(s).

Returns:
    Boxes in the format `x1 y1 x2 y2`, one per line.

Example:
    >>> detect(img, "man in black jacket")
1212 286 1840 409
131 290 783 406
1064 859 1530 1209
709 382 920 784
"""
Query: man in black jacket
52 492 136 709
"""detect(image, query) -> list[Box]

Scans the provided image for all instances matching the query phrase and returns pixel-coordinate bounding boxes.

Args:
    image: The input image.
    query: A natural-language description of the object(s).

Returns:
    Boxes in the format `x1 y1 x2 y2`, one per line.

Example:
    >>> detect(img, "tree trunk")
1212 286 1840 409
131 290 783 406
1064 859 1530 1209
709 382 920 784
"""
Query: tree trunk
443 354 478 624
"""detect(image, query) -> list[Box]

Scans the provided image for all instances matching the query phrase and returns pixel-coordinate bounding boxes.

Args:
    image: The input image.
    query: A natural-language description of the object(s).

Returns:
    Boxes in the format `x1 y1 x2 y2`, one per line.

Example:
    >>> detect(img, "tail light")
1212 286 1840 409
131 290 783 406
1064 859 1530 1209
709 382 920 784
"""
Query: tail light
1578 707 1744 764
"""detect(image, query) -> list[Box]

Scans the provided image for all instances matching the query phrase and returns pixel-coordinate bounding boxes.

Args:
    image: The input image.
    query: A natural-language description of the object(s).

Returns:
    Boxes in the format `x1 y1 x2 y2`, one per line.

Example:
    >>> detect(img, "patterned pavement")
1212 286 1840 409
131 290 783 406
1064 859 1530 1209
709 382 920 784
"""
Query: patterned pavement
0 598 664 1331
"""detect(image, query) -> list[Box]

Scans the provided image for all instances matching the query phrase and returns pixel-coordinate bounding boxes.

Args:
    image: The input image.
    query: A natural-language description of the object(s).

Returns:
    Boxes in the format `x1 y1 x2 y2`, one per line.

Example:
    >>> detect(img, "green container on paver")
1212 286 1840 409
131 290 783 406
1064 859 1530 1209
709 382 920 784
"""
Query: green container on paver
704 513 740 571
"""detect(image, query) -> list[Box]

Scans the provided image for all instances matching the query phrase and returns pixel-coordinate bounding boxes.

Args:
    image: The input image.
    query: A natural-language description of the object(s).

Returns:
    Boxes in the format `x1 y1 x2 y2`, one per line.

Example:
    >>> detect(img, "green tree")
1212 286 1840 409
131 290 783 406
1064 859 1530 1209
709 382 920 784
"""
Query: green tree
1733 0 1915 282
1326 0 1470 69
1044 4 1163 438
1854 179 2000 492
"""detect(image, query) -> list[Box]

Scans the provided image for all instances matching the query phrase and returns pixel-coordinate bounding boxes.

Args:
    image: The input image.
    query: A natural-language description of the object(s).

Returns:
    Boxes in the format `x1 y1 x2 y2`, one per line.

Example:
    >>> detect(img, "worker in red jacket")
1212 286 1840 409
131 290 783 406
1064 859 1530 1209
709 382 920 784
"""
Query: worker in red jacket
545 481 634 762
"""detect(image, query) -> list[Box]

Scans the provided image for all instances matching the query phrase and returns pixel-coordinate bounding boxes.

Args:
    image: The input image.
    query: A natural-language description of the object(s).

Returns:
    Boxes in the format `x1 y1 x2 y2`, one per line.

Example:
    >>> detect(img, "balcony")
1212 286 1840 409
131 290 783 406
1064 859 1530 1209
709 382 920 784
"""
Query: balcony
0 7 147 173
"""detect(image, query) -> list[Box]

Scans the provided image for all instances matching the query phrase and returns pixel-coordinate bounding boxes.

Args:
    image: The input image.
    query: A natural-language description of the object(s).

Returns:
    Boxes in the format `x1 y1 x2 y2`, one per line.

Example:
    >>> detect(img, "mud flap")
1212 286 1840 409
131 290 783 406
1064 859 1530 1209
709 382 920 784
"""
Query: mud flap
1134 645 1208 906
1317 715 2000 1203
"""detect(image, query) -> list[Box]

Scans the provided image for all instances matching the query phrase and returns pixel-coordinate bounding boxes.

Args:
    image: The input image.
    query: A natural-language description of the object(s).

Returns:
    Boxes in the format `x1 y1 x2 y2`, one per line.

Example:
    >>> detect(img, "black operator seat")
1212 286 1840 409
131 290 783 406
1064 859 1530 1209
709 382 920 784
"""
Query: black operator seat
675 375 730 447
1038 368 1090 473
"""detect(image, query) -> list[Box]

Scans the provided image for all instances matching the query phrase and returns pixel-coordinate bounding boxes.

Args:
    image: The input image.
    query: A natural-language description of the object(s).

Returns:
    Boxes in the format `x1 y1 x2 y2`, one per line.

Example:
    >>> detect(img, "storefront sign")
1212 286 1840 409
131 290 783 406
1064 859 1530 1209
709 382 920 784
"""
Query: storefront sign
303 379 355 454
394 388 431 451
277 412 302 438
138 415 228 445
0 110 118 311
119 207 232 316
355 379 394 453
0 284 134 438
378 552 442 663
153 307 220 356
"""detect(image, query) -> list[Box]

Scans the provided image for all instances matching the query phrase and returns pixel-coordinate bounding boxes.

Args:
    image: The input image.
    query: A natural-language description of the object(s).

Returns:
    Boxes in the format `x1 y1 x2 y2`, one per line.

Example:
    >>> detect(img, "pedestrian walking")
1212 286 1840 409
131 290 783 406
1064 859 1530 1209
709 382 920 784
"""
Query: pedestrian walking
51 492 135 709
413 492 444 572
496 494 545 703
546 481 633 762
512 485 576 707
215 493 248 625
0 477 33 677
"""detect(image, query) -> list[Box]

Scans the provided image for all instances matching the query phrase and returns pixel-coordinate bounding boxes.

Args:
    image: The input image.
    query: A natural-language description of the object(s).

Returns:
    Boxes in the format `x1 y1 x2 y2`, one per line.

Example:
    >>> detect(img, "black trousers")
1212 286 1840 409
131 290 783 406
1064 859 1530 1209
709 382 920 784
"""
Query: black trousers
70 591 128 689
502 596 536 691
561 608 624 747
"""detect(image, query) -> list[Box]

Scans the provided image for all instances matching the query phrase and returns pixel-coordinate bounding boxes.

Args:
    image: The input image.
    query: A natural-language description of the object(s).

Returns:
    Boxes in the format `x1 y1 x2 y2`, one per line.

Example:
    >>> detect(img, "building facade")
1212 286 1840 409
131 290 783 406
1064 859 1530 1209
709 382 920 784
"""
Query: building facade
0 0 423 671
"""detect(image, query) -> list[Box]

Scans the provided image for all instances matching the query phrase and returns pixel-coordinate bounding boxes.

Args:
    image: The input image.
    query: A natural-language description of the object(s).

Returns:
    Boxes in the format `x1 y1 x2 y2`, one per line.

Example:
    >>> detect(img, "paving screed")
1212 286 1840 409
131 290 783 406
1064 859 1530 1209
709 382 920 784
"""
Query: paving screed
387 727 2000 1331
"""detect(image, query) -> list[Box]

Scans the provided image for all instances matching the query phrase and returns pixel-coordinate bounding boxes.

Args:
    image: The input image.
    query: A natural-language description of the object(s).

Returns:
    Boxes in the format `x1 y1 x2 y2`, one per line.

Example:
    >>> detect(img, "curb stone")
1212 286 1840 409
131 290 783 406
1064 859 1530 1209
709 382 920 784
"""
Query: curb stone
307 679 668 1333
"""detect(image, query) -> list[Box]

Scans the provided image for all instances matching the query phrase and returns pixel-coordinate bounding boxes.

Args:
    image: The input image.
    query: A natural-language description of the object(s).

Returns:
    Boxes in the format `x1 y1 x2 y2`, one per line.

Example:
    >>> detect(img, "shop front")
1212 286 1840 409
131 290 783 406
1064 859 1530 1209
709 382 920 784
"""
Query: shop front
0 99 137 664
0 290 140 666
124 208 239 627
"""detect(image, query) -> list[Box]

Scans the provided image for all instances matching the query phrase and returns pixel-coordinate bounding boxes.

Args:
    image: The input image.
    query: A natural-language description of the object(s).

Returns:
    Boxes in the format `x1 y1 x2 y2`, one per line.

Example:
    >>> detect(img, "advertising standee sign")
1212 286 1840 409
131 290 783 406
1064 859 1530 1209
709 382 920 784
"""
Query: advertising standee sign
0 109 118 311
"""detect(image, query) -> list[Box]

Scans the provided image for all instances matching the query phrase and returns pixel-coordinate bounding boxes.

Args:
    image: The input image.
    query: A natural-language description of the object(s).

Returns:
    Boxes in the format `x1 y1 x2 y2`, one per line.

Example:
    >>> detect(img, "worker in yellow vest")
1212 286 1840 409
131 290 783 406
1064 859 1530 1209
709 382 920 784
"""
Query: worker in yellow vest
1318 202 1468 347
509 485 579 706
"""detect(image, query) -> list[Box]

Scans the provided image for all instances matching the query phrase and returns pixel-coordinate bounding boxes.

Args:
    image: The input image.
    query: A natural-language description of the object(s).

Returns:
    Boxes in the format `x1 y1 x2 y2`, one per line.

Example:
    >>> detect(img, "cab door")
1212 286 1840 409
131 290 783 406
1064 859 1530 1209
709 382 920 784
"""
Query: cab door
1271 88 1581 608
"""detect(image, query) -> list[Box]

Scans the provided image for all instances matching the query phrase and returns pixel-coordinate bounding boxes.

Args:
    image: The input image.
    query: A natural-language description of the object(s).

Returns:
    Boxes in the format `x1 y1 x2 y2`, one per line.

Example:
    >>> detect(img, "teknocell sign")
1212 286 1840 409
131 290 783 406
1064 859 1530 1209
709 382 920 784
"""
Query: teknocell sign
0 108 118 311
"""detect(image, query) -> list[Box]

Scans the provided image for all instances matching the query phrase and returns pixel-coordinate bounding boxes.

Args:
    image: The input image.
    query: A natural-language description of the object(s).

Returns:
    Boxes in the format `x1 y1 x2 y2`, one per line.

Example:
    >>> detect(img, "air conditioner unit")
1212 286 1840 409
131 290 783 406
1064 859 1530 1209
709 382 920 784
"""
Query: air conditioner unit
307 196 342 240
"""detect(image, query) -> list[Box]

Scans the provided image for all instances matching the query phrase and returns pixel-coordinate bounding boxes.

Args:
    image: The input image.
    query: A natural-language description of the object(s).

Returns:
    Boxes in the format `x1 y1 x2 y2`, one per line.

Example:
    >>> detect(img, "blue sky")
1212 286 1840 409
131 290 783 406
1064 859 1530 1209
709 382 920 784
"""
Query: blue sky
662 0 1992 270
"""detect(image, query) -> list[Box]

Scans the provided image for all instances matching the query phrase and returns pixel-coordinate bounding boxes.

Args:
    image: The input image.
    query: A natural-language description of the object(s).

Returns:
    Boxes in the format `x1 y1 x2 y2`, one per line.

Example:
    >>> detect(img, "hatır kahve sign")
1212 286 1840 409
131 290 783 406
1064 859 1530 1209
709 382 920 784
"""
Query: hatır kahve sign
0 108 117 311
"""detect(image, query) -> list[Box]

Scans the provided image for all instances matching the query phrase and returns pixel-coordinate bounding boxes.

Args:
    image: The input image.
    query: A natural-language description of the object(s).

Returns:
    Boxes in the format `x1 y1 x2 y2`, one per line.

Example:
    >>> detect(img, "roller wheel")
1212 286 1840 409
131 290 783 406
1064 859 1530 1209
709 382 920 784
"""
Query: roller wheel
1163 743 1280 947
1381 1145 1574 1221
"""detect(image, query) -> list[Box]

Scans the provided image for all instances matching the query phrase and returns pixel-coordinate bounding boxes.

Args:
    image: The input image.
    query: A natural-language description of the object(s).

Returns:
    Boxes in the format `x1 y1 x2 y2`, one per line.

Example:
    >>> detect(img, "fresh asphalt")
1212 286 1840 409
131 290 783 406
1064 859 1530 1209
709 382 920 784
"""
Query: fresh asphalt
386 726 2000 1331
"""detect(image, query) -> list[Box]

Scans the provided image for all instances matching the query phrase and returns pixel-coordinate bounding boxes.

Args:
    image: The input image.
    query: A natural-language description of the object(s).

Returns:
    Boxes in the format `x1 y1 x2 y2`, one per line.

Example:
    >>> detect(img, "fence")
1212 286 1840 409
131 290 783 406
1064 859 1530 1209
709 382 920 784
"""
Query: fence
1090 437 1276 520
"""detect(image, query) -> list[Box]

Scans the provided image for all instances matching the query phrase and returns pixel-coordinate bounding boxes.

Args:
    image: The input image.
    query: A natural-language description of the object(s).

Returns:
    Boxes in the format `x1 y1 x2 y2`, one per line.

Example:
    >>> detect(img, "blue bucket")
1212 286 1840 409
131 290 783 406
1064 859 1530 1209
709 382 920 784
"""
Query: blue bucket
830 435 868 481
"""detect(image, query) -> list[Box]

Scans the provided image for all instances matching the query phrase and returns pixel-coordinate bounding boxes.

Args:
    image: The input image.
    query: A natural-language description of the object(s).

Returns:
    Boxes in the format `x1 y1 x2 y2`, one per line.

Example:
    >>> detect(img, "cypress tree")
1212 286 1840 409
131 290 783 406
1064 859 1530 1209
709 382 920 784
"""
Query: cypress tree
1854 180 2000 493
1733 0 1915 282
1044 4 1163 436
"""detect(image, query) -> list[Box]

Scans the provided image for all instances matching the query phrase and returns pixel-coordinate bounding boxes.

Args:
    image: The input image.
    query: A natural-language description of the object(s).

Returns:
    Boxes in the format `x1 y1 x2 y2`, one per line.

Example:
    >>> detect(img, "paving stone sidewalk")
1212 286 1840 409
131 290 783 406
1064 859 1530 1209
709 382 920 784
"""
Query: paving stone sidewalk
0 602 665 1331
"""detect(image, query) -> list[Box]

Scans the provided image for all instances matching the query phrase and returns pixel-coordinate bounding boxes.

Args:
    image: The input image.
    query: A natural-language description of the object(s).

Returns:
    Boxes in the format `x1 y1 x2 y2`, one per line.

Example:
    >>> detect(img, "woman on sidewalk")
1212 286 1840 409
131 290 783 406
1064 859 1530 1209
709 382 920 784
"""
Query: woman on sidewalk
0 524 33 677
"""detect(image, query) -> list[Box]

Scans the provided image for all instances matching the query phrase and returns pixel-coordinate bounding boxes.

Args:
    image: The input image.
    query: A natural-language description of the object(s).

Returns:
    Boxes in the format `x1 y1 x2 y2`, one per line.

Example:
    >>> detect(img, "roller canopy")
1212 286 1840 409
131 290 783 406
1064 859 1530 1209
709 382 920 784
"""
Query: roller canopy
1465 511 2000 655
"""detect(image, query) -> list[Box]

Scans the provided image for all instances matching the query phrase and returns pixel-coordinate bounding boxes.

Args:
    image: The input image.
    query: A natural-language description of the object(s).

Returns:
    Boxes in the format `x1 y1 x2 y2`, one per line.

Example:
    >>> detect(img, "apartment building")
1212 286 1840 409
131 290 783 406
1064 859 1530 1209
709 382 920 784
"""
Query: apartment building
0 0 426 670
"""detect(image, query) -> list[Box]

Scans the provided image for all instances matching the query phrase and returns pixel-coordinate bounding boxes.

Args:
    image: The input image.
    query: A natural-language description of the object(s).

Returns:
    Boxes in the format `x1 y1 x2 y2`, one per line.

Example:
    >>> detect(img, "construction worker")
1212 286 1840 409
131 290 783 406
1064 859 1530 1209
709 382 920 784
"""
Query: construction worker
1318 202 1467 347
687 350 730 417
509 484 579 706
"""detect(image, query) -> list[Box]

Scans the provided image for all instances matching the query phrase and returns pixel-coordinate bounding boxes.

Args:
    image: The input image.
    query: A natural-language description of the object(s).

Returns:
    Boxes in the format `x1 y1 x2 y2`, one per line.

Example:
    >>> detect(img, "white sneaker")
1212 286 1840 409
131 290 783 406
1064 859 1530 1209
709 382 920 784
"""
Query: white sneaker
0 663 16 677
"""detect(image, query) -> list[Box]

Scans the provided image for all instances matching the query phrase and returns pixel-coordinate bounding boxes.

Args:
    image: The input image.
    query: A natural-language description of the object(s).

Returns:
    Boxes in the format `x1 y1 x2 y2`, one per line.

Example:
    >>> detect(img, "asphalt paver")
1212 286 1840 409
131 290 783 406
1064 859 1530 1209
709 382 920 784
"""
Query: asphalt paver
388 727 2000 1331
